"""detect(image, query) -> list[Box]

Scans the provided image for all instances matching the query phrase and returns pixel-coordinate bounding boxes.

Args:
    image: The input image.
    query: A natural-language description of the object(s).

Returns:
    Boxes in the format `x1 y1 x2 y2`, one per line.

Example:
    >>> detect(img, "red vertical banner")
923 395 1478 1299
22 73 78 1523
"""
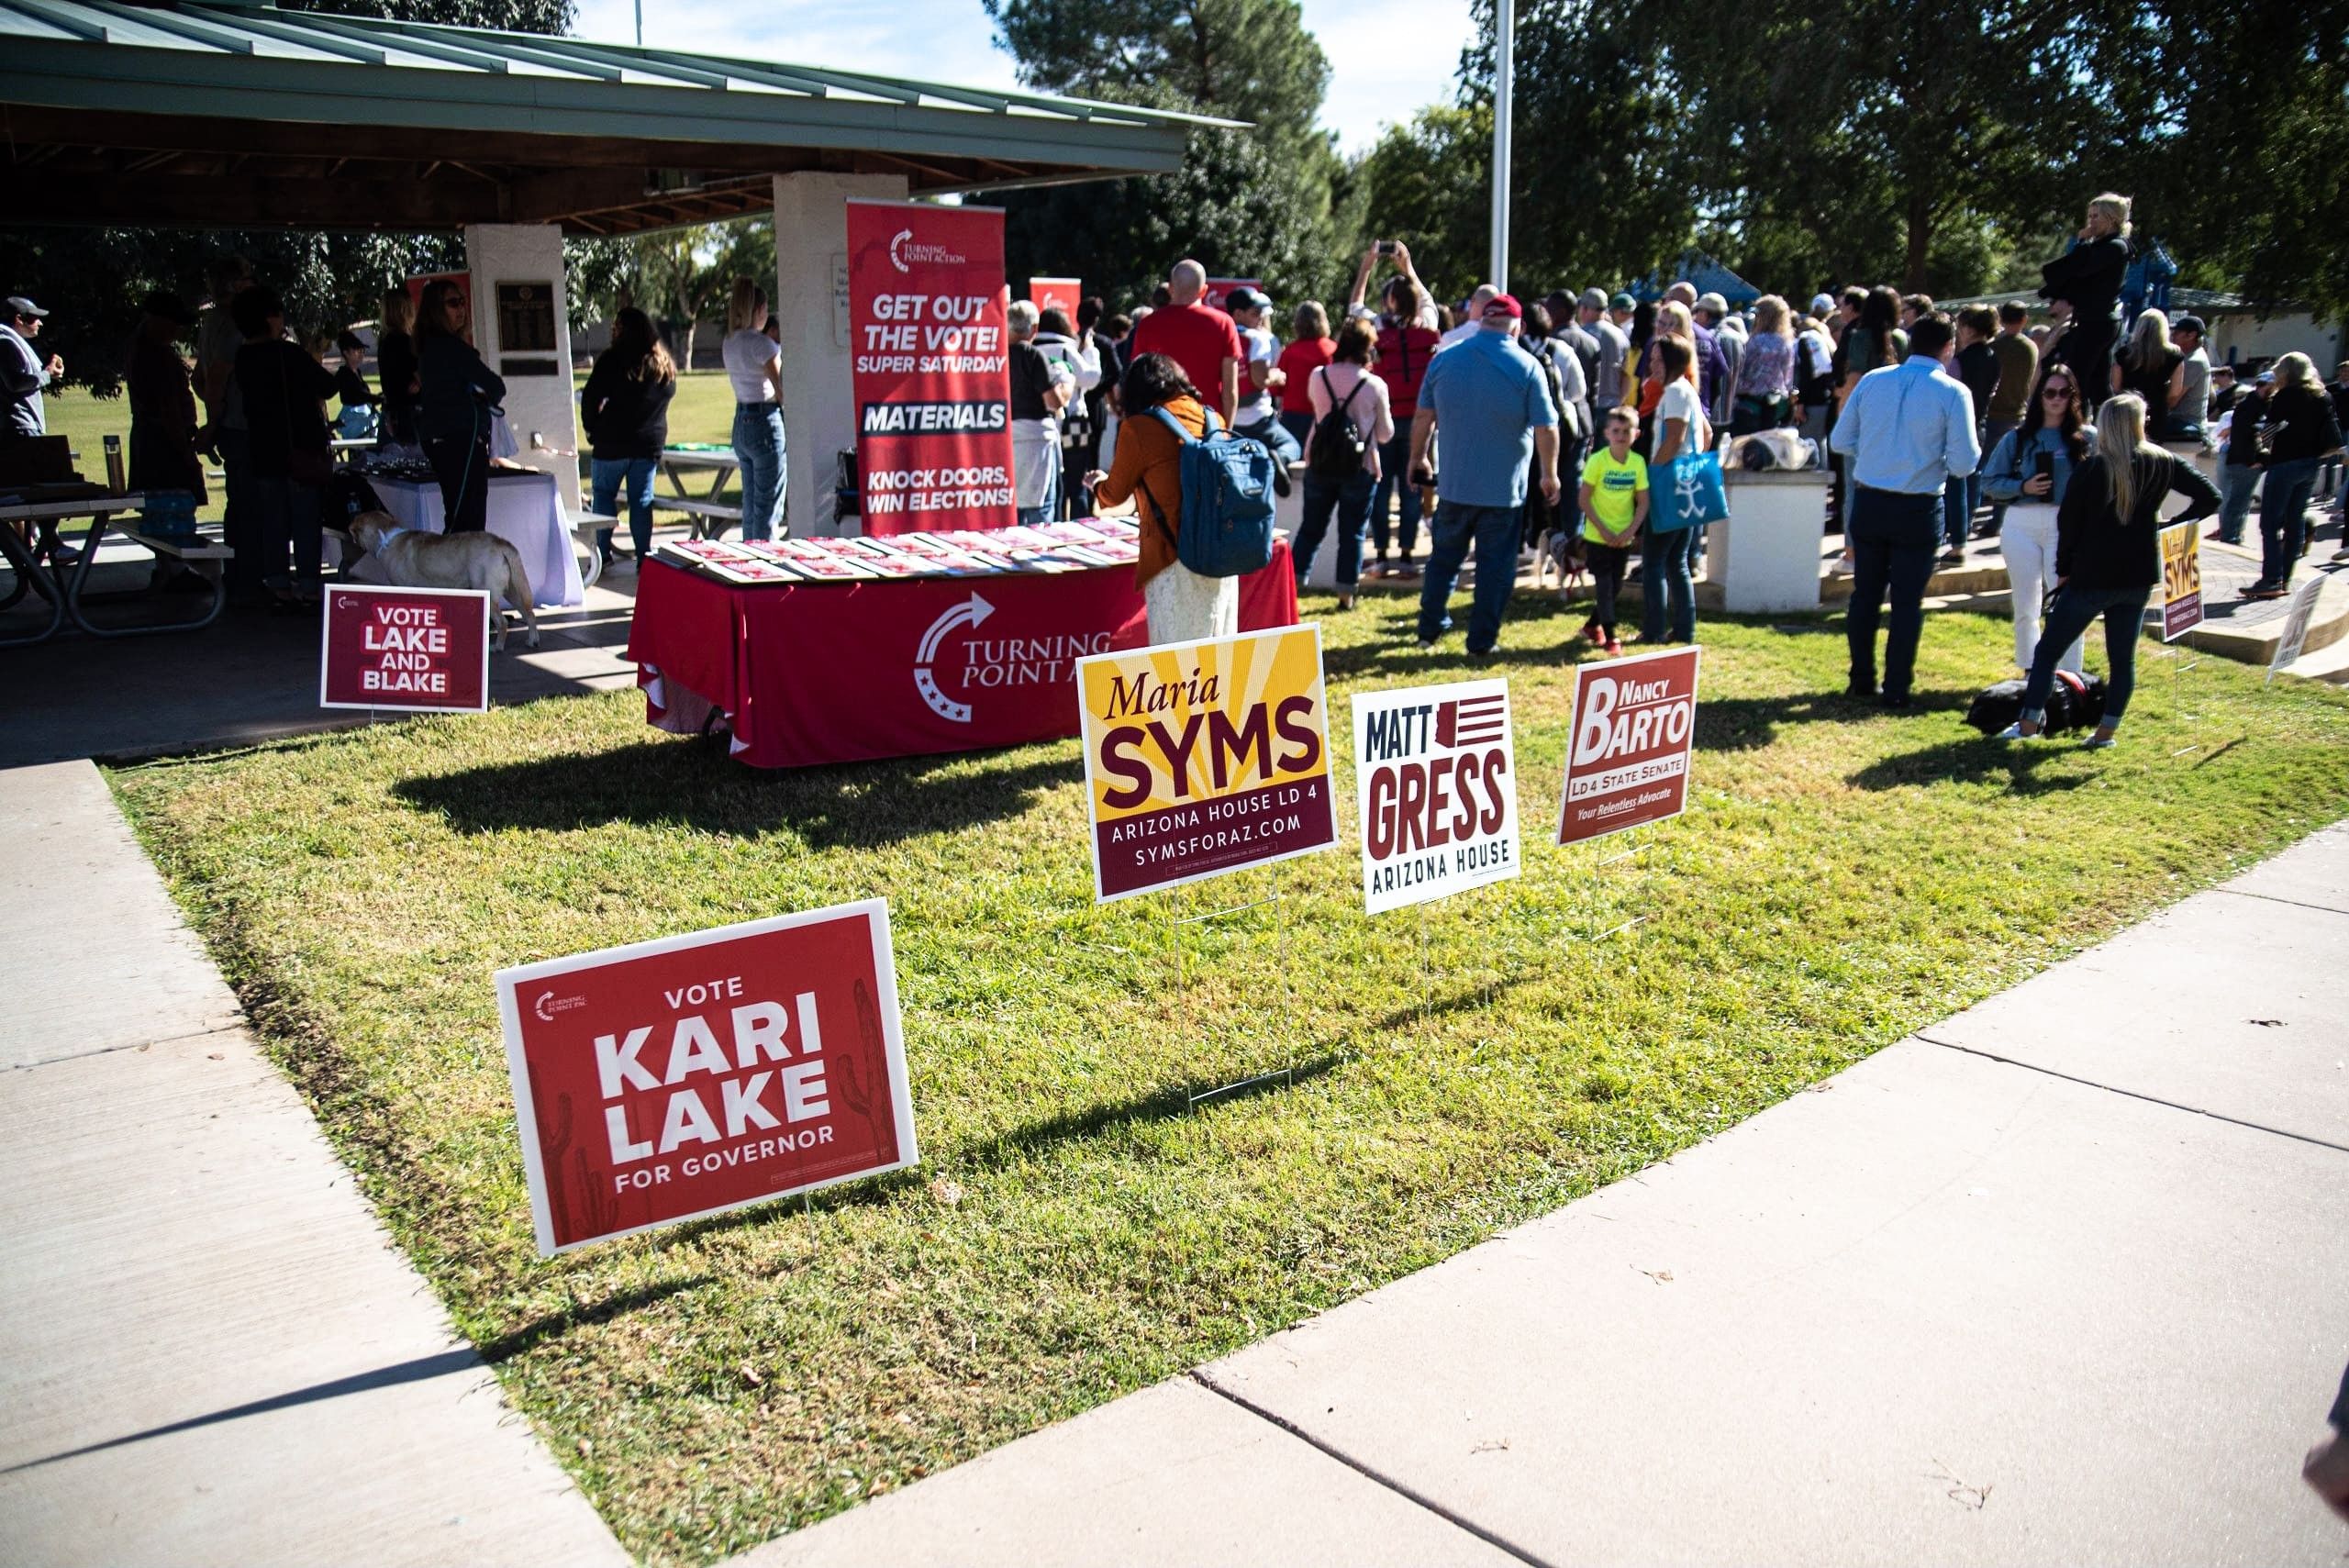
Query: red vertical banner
846 199 1017 537
1028 277 1082 320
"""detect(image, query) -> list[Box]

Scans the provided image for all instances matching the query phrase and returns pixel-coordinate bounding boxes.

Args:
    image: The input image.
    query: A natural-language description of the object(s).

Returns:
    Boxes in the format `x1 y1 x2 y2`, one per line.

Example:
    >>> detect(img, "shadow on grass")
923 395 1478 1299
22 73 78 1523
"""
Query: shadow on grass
395 740 1082 850
954 973 1531 1171
479 1273 715 1363
1844 734 2095 795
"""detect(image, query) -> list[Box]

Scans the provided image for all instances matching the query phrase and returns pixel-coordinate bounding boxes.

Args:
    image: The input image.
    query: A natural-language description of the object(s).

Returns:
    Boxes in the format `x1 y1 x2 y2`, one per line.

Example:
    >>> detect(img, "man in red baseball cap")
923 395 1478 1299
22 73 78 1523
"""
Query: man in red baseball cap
1404 288 1560 658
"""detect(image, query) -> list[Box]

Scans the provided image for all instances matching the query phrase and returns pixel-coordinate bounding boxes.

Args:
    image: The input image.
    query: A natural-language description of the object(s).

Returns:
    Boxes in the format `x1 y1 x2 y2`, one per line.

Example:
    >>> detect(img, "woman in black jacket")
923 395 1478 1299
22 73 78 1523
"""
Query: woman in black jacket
413 278 505 533
231 284 340 604
2038 193 2132 410
2243 352 2347 599
1998 392 2219 748
375 285 419 449
579 306 677 567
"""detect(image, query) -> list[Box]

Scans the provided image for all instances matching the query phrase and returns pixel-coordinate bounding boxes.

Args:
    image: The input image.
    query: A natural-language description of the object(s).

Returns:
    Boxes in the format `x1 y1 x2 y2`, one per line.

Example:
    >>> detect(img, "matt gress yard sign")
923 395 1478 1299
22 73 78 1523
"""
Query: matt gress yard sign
1557 645 1702 846
1353 678 1520 913
495 900 917 1254
319 584 489 712
1075 625 1338 901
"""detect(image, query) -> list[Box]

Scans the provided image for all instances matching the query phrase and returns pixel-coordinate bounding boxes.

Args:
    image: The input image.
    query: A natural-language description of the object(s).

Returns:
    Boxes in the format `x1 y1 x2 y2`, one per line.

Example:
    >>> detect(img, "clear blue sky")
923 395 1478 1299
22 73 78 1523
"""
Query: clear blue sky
571 0 1472 155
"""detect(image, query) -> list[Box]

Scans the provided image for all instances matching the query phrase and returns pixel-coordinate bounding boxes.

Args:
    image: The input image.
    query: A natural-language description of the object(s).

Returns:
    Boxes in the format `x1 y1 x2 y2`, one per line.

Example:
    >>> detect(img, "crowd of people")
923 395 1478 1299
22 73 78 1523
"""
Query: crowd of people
1067 191 2346 744
6 185 2346 738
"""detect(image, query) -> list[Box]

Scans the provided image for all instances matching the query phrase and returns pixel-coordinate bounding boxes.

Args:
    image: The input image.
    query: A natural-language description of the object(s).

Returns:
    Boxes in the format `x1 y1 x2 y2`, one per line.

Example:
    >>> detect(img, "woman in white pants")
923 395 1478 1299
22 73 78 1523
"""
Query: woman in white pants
1981 365 2094 673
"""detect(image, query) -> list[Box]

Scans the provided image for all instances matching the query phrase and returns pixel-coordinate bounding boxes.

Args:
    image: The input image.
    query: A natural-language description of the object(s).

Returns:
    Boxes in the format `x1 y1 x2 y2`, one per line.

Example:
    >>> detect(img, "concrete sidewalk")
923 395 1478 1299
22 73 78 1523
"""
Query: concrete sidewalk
744 822 2349 1567
0 761 626 1567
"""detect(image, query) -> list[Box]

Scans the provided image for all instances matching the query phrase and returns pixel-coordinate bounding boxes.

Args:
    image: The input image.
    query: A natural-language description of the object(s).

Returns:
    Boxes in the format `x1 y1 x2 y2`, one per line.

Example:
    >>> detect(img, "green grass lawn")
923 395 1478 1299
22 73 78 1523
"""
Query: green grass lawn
110 598 2349 1564
41 370 750 521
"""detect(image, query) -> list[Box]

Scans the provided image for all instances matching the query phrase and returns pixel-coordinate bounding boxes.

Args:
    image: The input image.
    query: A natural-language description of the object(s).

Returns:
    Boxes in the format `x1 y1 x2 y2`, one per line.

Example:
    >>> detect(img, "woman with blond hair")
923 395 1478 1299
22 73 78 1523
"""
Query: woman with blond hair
2038 193 2132 408
1998 393 2218 747
2110 307 2184 424
2242 351 2346 599
721 276 786 540
1730 294 1796 433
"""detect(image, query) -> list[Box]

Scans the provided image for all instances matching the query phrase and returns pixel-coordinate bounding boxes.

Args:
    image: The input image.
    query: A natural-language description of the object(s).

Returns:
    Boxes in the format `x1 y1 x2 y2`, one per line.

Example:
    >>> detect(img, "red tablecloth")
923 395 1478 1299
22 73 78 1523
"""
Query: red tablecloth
627 545 1299 768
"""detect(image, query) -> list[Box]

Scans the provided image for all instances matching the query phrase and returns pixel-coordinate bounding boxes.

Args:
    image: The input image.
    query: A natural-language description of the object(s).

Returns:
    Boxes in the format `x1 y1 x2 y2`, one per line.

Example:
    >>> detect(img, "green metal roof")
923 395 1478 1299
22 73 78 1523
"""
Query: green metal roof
0 0 1239 233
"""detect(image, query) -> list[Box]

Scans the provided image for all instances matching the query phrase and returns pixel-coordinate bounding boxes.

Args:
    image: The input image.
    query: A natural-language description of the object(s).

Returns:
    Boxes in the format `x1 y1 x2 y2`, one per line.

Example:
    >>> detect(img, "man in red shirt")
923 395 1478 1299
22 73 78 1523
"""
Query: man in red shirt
1130 259 1241 426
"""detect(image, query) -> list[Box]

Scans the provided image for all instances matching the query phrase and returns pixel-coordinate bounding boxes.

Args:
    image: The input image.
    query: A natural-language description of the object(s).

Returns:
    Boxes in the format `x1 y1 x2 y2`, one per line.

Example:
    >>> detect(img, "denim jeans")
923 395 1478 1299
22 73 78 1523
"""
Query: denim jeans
2215 455 2259 545
1372 430 1422 560
731 401 786 541
1235 413 1301 467
1844 485 1941 697
1294 468 1374 588
2260 456 2321 586
1279 410 1316 451
1417 500 1521 652
1979 418 2019 534
591 455 658 560
1942 469 1977 551
2021 584 2152 728
1586 539 1631 634
1641 526 1697 643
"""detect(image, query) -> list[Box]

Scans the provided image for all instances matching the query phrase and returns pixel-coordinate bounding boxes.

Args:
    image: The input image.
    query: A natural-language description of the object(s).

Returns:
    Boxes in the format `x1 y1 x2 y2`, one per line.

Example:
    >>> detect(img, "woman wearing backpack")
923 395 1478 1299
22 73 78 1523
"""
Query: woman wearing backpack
1083 351 1234 643
1292 318 1394 610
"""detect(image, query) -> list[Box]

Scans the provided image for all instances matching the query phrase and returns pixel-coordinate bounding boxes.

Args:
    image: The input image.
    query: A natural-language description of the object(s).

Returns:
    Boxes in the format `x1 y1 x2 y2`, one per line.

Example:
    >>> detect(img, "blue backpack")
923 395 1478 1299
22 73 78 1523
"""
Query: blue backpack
1145 406 1278 577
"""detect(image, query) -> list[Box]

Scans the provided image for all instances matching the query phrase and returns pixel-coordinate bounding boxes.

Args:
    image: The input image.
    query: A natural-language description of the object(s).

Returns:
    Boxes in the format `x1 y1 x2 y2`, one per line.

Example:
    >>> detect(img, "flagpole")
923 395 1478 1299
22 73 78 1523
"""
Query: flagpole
1490 0 1513 293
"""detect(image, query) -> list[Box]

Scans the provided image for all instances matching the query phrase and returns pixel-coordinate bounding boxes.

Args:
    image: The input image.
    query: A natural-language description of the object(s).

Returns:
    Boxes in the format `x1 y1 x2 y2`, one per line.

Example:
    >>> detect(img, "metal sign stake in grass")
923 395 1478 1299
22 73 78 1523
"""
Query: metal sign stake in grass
1075 625 1338 1109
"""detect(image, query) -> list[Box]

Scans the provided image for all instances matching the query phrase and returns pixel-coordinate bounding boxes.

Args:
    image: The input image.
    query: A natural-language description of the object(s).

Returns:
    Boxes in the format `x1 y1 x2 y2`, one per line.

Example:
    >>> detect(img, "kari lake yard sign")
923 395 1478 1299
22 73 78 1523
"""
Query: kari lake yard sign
495 900 917 1254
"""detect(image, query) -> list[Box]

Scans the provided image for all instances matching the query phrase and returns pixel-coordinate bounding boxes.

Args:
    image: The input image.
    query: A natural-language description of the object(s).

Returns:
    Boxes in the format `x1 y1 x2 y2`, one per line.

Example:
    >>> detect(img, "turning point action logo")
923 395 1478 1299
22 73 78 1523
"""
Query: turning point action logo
888 228 967 274
914 592 1109 724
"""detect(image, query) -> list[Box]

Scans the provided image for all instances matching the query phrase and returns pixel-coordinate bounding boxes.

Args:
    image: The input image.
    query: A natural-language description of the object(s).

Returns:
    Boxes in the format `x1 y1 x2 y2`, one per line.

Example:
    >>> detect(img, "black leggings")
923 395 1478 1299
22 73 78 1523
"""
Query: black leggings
425 432 490 533
1586 539 1631 632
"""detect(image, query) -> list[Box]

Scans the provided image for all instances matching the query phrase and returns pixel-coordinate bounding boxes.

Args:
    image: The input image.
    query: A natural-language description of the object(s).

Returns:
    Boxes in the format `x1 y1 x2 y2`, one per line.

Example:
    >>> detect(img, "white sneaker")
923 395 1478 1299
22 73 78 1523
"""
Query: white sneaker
1993 722 2038 742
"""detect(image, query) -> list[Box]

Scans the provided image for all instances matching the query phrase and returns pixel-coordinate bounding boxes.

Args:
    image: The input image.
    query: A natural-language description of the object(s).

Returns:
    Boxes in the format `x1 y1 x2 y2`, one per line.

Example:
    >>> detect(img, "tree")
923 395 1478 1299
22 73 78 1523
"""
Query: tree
1351 106 1492 308
986 0 1328 138
985 0 1351 312
0 0 572 393
1451 0 1706 296
2086 0 2349 317
284 0 572 31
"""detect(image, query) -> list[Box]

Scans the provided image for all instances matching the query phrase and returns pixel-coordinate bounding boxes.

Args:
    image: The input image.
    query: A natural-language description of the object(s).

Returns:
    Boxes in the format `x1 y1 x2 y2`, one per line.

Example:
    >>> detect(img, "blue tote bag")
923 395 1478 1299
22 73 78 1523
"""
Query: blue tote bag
1652 448 1730 534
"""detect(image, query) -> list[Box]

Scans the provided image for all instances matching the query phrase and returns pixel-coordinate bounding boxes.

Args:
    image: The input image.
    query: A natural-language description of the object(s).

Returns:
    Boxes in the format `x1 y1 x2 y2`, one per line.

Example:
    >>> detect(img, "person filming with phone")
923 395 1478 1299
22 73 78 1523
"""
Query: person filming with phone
1981 366 2095 676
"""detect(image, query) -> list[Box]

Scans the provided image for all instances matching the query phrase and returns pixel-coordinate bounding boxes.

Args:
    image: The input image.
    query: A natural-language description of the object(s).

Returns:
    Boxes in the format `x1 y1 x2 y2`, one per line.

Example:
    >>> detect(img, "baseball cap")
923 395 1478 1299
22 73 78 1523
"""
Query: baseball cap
139 288 197 326
6 295 47 318
1578 286 1609 310
1809 293 1836 316
1696 292 1729 316
1223 285 1271 313
2255 370 2276 384
1609 292 1635 311
2172 314 2206 336
1481 293 1523 320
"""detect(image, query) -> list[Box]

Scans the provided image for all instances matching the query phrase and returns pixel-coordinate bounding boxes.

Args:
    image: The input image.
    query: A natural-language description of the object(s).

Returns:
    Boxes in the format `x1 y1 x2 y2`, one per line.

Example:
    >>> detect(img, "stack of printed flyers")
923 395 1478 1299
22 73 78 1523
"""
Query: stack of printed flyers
654 517 1142 585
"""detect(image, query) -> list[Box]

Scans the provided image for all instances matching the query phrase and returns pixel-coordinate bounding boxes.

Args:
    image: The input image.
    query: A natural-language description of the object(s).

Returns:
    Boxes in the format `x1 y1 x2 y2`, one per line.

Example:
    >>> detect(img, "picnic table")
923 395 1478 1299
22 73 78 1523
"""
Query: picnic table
0 492 232 647
657 443 744 539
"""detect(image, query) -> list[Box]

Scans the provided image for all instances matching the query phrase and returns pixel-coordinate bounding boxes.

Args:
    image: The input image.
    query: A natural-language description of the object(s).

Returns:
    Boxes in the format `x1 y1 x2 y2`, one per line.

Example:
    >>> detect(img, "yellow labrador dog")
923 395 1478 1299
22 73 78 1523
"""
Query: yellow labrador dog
347 511 540 651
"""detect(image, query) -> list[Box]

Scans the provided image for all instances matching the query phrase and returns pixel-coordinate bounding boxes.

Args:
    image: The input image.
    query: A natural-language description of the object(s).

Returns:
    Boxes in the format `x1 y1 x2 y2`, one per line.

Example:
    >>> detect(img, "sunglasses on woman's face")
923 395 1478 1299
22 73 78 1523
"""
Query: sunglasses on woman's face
2043 385 2072 399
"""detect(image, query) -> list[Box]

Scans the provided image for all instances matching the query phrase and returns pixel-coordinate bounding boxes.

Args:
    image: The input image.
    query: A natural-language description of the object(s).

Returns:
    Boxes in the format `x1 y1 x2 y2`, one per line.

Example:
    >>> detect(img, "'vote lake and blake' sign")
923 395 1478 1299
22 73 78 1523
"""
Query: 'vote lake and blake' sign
319 584 489 712
1557 645 1702 846
1075 625 1338 902
495 900 918 1255
1353 678 1520 913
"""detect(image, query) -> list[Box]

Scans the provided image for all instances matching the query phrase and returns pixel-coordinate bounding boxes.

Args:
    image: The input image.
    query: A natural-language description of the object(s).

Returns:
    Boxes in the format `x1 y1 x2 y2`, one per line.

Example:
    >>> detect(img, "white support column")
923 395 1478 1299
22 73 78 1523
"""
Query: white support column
771 171 908 536
461 223 581 514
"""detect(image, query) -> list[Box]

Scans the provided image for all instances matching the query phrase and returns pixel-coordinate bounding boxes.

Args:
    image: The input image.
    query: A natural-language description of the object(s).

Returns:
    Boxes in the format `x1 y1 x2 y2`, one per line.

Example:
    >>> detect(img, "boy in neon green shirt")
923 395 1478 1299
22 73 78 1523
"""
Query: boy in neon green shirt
1576 406 1649 653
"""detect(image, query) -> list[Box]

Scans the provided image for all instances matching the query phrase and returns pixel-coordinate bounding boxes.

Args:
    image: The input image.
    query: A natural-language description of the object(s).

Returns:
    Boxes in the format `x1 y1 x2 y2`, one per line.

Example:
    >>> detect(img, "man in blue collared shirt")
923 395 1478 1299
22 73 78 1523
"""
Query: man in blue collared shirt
1829 313 1979 707
1408 294 1560 657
